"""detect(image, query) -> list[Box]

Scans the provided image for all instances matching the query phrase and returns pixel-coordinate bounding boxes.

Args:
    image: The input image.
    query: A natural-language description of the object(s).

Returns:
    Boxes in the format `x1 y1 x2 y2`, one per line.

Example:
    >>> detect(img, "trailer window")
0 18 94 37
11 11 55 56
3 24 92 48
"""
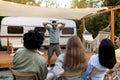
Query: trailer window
8 26 23 34
62 28 74 34
34 27 46 33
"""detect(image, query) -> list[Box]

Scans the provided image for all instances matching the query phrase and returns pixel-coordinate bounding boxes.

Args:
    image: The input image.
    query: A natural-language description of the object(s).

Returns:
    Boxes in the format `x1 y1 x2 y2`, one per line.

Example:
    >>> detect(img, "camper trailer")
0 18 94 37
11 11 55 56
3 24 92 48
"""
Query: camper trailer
0 17 77 49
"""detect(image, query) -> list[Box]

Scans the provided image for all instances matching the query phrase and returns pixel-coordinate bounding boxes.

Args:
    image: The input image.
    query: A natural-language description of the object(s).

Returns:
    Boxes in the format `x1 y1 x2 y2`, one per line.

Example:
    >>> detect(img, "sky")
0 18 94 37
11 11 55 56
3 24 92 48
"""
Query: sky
58 0 72 8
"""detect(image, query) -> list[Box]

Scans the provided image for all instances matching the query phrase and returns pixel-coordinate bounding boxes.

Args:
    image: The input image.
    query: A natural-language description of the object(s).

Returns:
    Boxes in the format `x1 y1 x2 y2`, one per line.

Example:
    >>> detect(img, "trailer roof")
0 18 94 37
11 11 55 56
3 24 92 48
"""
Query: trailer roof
1 17 76 27
0 1 108 20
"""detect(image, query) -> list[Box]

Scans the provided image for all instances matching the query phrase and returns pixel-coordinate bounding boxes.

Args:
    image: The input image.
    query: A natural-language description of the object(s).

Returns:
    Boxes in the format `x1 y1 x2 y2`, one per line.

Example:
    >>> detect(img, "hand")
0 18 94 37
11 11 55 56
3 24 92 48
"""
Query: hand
107 69 116 74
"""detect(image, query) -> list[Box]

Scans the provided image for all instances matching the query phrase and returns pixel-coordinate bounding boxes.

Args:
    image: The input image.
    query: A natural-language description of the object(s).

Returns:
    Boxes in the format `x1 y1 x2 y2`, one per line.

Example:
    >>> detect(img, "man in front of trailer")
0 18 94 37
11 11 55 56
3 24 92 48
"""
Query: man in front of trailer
43 21 65 68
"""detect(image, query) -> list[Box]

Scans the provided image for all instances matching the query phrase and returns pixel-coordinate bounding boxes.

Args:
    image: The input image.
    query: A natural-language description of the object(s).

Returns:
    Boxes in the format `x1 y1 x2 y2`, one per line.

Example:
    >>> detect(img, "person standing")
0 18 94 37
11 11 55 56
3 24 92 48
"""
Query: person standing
43 21 65 67
12 30 48 80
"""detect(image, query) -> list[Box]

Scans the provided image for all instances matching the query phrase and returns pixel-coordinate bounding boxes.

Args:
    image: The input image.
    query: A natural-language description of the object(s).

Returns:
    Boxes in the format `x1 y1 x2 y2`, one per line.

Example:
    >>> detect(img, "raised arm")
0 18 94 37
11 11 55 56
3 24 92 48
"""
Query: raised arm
57 22 66 29
43 22 51 29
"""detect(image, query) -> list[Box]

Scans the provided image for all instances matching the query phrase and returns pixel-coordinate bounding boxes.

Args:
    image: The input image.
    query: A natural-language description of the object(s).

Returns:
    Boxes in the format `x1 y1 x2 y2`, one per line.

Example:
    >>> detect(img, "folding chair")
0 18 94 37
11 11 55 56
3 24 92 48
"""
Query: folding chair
89 67 106 80
9 68 39 80
110 70 119 80
104 70 119 80
56 71 82 80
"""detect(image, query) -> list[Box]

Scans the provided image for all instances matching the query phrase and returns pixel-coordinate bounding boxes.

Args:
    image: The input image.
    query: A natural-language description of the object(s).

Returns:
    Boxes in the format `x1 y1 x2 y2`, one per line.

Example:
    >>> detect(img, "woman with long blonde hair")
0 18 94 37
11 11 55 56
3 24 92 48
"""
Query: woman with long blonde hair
63 36 87 72
46 36 87 80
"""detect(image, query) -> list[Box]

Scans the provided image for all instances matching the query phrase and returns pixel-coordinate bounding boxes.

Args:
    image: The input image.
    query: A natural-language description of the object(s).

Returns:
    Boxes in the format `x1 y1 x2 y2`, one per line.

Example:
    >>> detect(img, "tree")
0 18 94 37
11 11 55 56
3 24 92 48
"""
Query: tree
85 13 110 38
84 0 120 38
44 0 60 8
72 0 88 8
103 0 120 36
103 0 120 7
78 0 88 8
3 0 61 7
89 0 104 8
3 0 43 6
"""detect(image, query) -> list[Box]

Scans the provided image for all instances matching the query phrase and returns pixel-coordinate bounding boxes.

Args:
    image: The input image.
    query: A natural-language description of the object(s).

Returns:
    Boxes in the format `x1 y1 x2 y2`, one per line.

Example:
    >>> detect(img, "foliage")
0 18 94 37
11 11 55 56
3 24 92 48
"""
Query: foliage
114 10 120 36
3 0 60 8
72 0 88 8
45 0 60 8
3 0 89 8
73 20 82 37
103 0 120 6
84 0 120 38
85 13 110 38
3 0 43 6
102 0 120 36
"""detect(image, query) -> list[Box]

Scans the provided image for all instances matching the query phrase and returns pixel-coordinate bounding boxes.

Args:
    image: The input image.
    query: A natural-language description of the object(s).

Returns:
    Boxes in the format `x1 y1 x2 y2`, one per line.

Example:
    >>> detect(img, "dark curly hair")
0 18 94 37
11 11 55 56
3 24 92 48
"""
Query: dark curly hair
23 30 44 49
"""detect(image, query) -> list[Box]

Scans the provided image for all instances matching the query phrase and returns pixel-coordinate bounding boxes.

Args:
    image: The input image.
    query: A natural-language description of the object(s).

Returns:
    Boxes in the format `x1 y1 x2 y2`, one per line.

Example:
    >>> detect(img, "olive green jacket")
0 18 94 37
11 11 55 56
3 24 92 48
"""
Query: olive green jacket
13 48 48 80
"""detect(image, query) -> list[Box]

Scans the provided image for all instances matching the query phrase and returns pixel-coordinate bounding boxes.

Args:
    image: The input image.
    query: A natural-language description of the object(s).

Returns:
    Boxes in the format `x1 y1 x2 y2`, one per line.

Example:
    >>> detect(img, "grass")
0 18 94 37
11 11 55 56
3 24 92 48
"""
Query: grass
0 75 9 79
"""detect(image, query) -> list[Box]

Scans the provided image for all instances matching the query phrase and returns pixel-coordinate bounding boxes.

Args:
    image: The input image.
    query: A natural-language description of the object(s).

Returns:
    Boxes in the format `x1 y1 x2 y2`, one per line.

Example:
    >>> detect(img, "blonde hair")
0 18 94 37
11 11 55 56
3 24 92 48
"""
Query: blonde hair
63 36 87 72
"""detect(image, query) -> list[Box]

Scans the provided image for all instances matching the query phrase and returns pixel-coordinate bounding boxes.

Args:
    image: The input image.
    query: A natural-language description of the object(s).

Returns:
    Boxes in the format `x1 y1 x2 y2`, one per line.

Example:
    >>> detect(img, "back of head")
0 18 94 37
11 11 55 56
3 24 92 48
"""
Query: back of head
64 36 87 72
52 20 56 23
99 38 116 69
23 30 44 49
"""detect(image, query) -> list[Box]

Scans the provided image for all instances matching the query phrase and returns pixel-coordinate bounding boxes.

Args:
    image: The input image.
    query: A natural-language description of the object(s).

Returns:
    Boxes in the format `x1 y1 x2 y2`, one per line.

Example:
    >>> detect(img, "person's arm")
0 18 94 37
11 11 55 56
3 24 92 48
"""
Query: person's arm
52 55 64 77
43 22 51 29
45 54 64 80
107 62 120 74
57 22 66 29
82 59 94 80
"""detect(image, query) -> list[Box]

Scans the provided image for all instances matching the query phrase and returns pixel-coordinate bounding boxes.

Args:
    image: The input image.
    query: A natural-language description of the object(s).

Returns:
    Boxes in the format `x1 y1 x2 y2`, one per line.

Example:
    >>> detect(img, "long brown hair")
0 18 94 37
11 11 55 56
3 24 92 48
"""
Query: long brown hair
63 36 87 72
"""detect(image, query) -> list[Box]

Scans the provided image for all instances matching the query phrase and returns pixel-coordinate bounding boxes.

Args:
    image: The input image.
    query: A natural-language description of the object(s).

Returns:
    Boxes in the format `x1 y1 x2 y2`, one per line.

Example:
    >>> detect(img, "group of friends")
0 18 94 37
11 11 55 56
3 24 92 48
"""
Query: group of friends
12 20 120 80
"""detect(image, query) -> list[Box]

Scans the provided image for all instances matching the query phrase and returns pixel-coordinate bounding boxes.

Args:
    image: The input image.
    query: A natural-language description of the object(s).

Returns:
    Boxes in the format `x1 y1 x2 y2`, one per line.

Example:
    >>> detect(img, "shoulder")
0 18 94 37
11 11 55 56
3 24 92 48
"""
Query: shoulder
58 54 65 59
48 26 53 30
90 54 98 60
89 54 99 64
16 48 24 52
57 26 62 30
35 53 46 61
56 54 65 62
14 48 25 56
26 50 47 64
34 54 47 66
